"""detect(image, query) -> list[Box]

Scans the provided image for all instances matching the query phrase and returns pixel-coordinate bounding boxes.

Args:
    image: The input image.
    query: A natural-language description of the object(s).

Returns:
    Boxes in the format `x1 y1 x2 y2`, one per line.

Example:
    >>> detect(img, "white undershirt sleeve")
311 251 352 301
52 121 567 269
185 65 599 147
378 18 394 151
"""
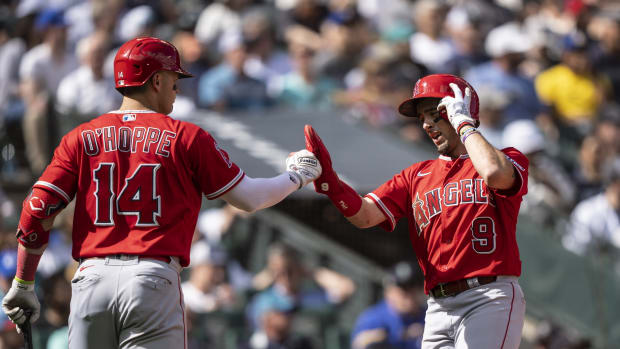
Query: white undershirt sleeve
220 173 299 212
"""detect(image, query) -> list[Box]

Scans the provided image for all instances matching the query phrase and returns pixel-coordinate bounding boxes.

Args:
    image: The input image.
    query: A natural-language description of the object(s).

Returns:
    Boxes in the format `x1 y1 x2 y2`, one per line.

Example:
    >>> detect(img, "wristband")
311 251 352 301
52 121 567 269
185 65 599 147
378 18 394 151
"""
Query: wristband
287 171 303 190
460 128 479 144
327 180 362 217
15 247 42 283
12 278 35 291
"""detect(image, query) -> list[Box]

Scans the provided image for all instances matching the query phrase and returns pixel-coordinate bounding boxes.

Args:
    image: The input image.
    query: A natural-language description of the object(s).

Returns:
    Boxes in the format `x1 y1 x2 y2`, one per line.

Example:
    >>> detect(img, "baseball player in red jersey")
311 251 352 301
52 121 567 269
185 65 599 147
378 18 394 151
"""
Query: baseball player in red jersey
1 37 322 349
305 74 528 348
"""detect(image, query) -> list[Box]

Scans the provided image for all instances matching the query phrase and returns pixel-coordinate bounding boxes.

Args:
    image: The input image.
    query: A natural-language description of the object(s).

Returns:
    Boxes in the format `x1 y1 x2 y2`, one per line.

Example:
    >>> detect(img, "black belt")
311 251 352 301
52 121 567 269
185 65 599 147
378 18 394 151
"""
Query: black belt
431 276 497 298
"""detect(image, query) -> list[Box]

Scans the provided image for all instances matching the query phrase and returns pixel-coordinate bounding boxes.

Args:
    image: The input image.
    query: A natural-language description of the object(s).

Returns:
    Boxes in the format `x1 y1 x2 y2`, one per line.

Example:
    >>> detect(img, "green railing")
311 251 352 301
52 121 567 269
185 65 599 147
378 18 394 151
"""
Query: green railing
516 216 620 349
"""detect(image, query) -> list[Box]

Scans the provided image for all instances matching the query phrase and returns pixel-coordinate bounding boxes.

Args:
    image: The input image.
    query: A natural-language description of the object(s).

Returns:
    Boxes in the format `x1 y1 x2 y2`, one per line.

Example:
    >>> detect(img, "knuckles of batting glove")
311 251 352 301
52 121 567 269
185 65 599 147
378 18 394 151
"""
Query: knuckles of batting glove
437 83 475 133
1 279 40 330
286 149 322 188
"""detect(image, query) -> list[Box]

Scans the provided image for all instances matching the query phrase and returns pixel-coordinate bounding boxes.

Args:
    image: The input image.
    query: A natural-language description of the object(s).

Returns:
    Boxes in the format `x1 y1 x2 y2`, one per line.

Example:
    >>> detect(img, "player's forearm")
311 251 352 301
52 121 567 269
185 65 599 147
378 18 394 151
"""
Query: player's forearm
346 197 386 228
221 173 298 213
462 129 515 189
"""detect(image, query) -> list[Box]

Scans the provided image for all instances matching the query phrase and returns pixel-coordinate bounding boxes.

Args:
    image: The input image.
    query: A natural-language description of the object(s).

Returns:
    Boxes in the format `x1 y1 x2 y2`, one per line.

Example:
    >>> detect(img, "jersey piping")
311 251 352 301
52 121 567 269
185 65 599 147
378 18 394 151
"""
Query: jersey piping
205 170 245 199
366 193 396 230
34 180 71 202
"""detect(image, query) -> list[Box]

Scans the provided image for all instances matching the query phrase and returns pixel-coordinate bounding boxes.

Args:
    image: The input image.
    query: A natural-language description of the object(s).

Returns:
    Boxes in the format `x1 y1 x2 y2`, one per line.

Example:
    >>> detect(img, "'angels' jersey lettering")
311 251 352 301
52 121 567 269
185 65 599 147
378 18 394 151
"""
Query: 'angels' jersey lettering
366 148 528 294
34 110 245 266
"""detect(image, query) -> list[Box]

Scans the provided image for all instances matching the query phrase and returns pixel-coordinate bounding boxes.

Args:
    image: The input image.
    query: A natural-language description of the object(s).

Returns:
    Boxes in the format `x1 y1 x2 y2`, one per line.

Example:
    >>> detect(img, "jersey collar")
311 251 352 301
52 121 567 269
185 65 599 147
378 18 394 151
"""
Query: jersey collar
109 109 157 114
438 154 470 161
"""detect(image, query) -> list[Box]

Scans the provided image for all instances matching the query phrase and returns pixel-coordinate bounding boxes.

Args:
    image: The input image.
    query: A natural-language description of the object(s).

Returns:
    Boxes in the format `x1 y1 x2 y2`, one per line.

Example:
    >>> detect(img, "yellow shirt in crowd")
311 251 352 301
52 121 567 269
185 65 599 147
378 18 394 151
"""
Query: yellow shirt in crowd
535 64 604 123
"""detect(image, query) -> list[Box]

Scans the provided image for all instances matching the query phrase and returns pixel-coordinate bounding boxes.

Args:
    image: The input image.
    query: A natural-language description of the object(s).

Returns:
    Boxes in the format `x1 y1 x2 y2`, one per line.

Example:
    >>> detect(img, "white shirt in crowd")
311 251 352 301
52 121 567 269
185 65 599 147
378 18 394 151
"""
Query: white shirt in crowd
19 43 77 94
563 193 620 255
56 65 121 117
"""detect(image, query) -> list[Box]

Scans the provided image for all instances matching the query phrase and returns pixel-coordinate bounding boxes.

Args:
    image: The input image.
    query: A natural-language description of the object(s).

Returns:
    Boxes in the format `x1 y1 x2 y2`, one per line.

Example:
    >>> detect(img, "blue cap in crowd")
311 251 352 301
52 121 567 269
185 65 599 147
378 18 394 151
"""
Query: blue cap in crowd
35 8 67 31
562 31 588 52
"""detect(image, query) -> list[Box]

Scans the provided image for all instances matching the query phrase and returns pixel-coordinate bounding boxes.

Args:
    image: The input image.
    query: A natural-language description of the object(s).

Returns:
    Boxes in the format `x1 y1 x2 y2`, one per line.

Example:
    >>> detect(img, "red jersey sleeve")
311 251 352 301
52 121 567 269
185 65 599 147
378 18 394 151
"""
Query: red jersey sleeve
492 147 529 198
34 132 79 203
189 129 244 199
365 167 414 232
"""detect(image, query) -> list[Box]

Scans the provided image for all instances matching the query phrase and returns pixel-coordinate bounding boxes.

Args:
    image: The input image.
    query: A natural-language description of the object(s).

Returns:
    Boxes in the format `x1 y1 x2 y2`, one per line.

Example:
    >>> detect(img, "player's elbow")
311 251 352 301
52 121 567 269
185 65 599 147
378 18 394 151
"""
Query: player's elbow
230 200 260 213
481 166 514 190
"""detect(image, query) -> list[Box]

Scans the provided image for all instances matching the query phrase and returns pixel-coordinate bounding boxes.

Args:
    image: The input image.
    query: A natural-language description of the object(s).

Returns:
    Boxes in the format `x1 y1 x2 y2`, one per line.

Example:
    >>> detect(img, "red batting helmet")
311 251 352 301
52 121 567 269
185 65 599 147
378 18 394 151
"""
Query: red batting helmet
114 37 193 90
398 74 480 127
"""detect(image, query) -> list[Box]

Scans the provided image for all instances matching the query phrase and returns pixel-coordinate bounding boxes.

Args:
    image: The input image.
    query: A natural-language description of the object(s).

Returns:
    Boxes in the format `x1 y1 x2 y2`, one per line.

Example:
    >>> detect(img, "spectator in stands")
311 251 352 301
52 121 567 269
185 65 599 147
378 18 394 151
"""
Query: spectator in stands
36 270 71 349
198 30 272 111
333 41 423 129
19 8 77 174
351 261 425 349
115 5 157 46
443 9 489 77
465 19 544 126
572 135 608 202
194 0 250 56
269 25 338 109
286 0 329 33
242 302 314 349
592 104 620 157
172 30 210 105
475 86 510 148
408 0 454 74
195 205 254 291
503 119 576 229
535 31 609 139
182 242 237 314
248 242 355 328
562 161 620 273
315 11 369 84
533 319 592 349
0 10 28 177
589 11 620 103
242 8 293 89
56 30 120 132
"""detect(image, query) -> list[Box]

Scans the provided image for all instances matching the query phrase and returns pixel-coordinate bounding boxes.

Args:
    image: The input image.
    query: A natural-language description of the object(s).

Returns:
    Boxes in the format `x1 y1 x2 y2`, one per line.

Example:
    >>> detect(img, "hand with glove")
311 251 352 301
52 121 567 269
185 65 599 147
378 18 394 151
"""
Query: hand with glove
286 149 322 189
437 83 477 135
1 278 40 334
304 125 362 217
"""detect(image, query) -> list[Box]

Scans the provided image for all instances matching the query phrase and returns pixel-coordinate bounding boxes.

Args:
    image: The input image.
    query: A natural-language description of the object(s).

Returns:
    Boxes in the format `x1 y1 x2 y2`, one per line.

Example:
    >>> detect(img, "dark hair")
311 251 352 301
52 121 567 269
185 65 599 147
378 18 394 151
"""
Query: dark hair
117 76 153 96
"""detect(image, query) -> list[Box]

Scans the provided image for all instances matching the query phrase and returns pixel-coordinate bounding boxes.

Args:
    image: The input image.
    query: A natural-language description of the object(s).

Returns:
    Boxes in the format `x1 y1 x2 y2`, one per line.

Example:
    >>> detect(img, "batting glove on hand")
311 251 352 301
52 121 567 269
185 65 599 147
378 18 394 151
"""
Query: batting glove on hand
437 83 476 134
286 149 322 189
1 279 40 334
303 125 341 195
304 125 362 216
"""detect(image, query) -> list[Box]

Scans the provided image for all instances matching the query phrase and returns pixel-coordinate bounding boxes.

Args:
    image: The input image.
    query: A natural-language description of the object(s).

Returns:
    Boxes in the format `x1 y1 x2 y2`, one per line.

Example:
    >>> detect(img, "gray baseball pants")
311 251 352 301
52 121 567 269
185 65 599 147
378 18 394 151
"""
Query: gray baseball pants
422 276 526 349
68 255 185 349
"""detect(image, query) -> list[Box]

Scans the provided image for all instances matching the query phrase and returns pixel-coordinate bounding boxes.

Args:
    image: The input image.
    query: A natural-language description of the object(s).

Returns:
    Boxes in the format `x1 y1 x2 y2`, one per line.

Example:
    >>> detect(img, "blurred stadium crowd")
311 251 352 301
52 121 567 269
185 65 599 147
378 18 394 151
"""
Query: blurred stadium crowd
0 0 619 348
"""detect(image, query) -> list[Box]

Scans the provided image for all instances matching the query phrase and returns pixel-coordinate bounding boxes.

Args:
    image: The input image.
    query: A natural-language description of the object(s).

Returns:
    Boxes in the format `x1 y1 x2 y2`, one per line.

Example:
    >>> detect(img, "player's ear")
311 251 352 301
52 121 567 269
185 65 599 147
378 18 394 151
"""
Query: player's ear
151 72 162 92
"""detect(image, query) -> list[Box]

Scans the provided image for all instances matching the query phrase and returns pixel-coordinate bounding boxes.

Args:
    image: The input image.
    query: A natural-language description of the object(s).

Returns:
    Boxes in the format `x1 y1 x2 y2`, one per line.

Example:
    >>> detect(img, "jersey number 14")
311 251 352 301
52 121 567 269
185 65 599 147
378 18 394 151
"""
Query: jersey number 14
93 163 161 227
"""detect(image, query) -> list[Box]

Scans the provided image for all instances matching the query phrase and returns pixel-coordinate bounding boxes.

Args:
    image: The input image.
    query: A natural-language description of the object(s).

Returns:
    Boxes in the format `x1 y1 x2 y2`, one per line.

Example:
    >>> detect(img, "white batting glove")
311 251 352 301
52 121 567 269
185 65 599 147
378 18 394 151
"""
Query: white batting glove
2 279 40 334
286 149 322 189
437 83 476 134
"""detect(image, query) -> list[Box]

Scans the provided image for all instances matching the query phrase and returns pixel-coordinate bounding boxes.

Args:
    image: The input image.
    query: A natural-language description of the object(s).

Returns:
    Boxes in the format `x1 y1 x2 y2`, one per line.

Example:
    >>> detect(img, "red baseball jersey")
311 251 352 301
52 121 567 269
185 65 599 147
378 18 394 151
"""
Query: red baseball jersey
366 148 528 294
34 110 244 266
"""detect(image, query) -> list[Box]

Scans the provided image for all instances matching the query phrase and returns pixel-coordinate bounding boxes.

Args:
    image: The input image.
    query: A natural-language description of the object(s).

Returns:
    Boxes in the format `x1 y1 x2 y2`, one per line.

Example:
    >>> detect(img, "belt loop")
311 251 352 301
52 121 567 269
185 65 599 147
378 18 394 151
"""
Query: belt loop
467 277 481 288
439 283 447 297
